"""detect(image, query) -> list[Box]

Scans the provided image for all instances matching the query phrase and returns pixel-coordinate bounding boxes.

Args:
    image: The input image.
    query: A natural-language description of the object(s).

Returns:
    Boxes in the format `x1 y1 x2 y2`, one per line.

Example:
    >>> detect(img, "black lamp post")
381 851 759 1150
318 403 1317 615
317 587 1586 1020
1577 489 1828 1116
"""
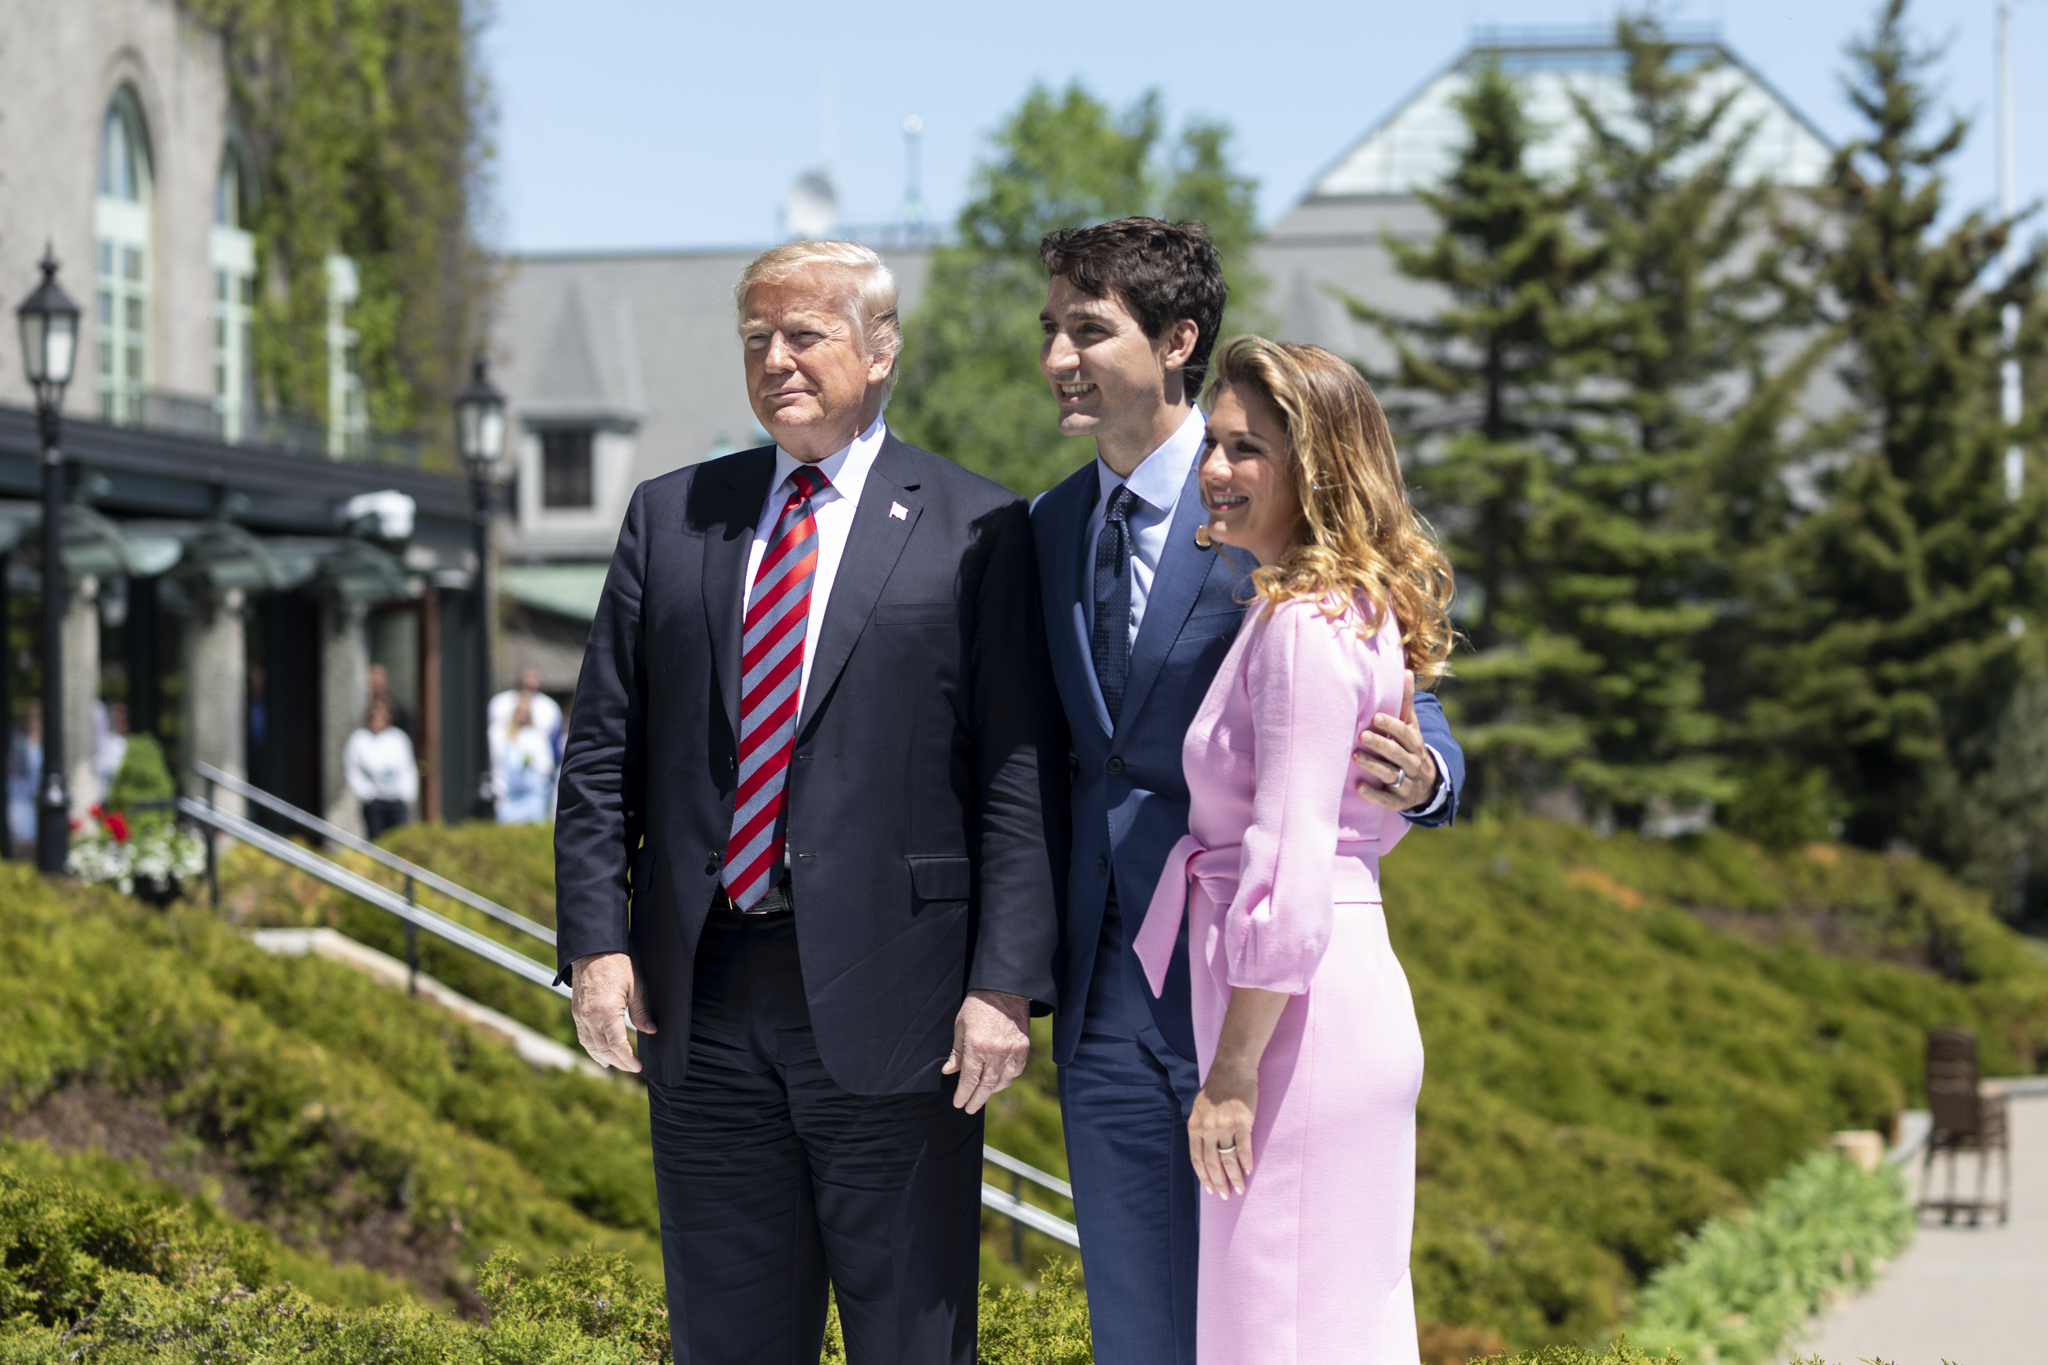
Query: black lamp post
455 357 505 820
17 248 79 875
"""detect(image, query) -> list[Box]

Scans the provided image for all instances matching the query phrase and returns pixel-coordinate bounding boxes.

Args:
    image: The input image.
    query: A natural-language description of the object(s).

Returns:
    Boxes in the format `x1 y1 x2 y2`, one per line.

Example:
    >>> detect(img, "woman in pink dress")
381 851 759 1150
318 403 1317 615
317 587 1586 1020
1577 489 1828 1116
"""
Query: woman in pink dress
1133 337 1456 1364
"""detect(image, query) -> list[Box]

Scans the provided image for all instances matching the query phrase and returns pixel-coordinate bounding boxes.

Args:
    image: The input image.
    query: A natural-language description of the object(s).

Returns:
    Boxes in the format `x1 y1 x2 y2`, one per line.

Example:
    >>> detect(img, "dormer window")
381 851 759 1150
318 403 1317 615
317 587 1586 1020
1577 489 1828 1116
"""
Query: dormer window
541 427 595 509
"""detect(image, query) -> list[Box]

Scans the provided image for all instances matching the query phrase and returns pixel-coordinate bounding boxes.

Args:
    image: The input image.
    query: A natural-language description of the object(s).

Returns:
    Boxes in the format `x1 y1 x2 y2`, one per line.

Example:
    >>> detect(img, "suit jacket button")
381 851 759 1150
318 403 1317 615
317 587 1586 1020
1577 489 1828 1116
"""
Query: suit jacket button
1096 856 1108 875
1107 756 1125 775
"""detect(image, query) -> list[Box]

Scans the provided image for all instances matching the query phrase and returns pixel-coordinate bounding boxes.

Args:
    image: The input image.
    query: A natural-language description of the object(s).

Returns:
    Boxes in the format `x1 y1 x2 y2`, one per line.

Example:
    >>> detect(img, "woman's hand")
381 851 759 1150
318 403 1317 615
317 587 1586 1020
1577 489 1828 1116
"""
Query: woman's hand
1189 1066 1258 1199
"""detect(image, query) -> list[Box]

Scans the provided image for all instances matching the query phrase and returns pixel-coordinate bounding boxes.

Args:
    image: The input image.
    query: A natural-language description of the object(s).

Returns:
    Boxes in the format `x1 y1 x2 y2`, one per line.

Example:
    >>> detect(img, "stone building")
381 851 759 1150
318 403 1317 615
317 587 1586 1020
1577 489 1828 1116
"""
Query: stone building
486 28 1834 684
0 0 492 842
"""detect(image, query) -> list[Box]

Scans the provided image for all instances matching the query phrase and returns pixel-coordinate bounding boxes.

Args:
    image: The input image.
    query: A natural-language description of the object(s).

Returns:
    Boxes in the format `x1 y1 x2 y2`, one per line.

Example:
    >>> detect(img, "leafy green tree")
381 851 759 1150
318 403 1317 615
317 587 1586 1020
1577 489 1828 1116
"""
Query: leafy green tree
191 0 492 460
1747 0 2047 864
1347 60 1607 811
890 83 1263 495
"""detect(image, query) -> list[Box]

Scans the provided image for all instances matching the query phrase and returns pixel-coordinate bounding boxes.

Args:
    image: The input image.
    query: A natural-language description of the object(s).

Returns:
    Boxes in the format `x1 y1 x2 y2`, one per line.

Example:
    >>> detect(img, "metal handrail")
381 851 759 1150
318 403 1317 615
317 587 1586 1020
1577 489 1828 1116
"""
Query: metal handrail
983 1145 1073 1199
193 761 554 946
178 795 568 997
981 1144 1078 1249
982 1183 1079 1247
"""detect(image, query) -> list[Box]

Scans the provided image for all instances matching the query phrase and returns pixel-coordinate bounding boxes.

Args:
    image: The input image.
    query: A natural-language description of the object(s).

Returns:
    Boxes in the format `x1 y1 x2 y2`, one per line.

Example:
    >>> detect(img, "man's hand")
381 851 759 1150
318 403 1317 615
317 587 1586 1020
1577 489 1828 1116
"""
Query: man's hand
942 990 1031 1114
1353 670 1438 813
571 951 655 1073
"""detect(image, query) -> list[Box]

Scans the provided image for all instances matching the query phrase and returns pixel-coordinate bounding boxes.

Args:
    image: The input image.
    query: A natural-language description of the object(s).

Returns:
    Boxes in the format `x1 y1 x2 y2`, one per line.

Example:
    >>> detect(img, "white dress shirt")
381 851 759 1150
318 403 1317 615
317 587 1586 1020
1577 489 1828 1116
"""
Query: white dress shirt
742 413 887 712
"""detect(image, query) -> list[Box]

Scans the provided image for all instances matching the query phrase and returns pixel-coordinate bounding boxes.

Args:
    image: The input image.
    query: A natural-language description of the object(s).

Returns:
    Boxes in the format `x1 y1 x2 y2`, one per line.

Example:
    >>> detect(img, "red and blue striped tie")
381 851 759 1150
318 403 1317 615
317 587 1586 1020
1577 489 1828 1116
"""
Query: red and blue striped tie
724 465 827 908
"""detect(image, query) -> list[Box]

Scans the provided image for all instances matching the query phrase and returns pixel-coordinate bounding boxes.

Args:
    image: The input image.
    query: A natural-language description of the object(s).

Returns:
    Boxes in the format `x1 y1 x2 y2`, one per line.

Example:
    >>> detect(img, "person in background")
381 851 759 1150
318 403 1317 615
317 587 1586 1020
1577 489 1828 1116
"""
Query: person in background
343 697 417 840
488 666 561 756
8 699 41 857
366 663 414 740
492 695 556 824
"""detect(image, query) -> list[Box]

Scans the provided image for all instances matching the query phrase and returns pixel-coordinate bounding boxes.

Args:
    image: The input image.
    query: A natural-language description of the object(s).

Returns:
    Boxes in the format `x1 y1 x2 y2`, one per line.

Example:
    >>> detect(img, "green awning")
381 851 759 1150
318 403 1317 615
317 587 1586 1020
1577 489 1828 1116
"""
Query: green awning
502 563 608 621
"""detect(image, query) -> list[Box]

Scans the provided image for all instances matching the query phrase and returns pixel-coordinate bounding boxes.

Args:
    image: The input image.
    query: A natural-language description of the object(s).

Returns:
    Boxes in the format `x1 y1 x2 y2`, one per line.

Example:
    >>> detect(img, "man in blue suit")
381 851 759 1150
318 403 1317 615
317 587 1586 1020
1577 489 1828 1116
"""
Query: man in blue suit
1027 218 1462 1365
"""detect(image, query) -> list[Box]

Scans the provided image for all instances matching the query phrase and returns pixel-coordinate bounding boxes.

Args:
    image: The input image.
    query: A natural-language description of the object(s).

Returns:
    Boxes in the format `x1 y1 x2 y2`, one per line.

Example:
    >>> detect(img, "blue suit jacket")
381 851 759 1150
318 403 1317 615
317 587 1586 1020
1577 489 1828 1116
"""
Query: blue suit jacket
1031 458 1463 1067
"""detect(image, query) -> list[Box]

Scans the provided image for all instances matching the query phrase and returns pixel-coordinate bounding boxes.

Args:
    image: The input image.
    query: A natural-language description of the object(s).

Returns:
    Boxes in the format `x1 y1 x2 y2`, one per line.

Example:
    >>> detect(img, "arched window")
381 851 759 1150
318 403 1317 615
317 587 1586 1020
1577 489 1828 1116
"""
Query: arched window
212 141 257 442
95 86 153 425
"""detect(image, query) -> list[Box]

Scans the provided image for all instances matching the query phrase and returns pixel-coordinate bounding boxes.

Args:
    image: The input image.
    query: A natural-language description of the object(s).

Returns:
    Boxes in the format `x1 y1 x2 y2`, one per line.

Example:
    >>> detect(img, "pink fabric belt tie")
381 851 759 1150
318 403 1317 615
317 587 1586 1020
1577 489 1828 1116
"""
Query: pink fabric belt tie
1134 835 1238 999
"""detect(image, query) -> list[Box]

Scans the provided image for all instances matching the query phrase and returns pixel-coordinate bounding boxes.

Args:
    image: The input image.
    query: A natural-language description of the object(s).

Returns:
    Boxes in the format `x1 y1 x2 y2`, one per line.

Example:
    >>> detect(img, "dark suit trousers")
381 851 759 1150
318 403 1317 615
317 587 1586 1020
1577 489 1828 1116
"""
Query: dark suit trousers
1057 893 1203 1365
647 908 983 1365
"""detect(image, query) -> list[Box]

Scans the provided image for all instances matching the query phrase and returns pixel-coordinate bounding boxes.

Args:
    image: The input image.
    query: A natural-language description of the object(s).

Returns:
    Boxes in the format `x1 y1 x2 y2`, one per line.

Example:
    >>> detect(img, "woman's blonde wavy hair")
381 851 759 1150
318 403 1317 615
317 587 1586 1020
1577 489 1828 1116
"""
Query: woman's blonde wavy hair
1206 336 1456 682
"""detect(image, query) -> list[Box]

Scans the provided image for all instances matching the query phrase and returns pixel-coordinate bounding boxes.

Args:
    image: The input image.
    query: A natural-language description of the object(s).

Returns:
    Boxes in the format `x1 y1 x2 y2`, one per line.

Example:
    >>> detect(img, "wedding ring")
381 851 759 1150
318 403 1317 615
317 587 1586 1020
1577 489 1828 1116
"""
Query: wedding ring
1217 1141 1237 1154
1393 769 1407 790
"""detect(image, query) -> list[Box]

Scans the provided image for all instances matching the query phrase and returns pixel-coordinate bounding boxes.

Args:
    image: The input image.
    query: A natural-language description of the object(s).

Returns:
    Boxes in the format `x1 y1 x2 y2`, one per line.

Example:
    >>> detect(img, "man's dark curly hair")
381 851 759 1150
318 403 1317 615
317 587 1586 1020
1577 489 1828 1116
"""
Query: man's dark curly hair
1040 217 1229 400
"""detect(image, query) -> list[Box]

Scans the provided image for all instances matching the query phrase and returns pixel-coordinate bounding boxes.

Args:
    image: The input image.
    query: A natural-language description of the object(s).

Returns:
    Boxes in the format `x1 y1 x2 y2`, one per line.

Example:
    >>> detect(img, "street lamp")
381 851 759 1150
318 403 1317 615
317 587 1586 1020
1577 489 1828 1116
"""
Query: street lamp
16 247 79 874
455 357 505 820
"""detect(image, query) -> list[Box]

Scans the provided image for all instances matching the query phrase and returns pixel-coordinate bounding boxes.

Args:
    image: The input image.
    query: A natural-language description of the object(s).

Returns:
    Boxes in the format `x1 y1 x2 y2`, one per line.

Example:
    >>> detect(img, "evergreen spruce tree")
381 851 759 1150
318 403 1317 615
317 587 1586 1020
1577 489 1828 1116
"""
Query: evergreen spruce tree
890 84 1262 495
1347 60 1607 812
1750 0 2046 864
1533 16 1812 822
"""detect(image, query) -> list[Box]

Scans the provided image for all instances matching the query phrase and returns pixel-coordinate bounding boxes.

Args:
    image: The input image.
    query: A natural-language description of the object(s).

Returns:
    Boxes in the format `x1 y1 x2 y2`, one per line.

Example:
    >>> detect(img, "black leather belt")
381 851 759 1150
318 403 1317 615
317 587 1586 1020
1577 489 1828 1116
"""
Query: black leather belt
713 878 793 916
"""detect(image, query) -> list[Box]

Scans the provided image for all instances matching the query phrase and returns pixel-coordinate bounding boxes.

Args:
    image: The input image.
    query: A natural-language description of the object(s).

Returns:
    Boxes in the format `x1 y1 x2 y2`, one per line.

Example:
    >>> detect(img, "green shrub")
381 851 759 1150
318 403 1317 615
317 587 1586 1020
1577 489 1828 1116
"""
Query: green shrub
205 817 2048 1347
0 866 656 1303
106 735 176 827
0 1152 1698 1364
1627 1152 1915 1365
1378 819 2048 1344
0 1140 410 1311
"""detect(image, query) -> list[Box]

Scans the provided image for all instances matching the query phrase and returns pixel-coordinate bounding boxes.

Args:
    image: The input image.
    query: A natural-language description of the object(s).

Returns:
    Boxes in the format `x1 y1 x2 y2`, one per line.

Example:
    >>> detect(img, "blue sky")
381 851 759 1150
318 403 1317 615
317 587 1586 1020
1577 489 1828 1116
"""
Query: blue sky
485 0 2047 254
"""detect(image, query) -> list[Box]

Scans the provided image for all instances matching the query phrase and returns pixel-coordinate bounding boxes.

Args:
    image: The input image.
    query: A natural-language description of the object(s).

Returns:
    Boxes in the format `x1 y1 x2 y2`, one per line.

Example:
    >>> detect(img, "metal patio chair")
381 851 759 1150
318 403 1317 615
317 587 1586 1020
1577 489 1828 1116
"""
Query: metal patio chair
1919 1025 2010 1226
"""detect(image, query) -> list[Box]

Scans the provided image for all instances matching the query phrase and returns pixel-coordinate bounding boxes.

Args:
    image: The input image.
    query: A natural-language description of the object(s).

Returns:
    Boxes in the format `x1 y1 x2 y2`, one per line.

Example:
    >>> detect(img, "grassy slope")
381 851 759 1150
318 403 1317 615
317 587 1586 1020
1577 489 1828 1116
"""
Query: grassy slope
0 864 658 1307
203 819 2048 1348
1384 819 2048 1345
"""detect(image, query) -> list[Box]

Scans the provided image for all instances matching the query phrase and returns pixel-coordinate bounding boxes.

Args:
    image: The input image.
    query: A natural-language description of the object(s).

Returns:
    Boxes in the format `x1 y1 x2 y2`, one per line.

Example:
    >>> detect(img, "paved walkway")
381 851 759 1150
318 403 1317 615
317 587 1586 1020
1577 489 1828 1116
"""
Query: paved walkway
1788 1094 2046 1365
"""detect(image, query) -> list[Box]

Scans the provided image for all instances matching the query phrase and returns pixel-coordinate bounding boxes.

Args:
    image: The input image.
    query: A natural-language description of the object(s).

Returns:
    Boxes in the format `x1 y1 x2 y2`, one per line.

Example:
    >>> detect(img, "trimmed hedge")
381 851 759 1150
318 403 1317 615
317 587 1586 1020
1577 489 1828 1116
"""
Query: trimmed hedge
199 818 2048 1347
1377 819 2048 1345
0 864 657 1304
0 1152 1700 1363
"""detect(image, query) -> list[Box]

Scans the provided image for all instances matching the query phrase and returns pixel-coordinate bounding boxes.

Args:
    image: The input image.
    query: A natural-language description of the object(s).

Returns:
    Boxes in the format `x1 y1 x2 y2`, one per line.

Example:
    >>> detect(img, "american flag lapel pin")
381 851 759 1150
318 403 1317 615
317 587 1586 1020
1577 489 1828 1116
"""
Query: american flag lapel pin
890 501 908 520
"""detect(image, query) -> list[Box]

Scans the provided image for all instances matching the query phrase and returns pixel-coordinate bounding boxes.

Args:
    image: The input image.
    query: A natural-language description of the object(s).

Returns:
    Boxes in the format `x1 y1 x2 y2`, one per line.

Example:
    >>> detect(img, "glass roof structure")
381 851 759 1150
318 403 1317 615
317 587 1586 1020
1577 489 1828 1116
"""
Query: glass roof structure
1310 27 1834 199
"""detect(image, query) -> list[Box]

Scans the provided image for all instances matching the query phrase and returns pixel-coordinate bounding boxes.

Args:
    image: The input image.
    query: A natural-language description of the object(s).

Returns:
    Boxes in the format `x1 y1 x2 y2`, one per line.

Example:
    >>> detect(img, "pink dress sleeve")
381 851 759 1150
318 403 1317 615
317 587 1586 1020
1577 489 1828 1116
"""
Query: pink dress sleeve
1225 597 1397 994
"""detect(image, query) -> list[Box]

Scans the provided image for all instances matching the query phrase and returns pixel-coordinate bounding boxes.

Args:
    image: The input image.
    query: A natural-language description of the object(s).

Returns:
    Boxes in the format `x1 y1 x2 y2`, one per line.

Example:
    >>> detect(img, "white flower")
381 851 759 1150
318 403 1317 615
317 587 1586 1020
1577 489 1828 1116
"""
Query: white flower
66 820 206 899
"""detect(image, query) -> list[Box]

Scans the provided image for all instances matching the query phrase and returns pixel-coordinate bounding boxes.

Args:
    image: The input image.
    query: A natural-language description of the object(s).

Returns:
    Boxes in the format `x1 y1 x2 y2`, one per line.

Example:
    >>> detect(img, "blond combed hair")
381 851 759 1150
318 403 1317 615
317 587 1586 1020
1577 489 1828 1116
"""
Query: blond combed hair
1207 336 1457 683
734 240 903 376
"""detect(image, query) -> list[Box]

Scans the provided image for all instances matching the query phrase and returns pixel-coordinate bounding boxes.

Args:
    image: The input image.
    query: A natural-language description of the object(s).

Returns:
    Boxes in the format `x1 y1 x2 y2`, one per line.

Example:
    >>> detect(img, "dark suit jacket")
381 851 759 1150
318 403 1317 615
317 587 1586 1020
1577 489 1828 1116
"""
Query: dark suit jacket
1031 458 1464 1067
554 434 1067 1094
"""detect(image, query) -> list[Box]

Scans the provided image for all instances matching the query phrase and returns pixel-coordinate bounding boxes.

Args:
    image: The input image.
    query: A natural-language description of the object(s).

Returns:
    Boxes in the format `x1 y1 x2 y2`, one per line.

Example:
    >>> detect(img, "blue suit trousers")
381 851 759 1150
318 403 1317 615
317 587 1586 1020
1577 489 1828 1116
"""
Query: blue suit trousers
1058 894 1203 1365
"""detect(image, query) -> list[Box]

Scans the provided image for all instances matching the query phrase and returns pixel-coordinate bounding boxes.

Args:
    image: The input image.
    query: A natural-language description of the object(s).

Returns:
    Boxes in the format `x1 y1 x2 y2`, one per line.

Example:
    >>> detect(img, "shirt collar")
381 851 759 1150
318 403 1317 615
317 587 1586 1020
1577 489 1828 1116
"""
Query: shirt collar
773 413 886 507
1094 406 1206 514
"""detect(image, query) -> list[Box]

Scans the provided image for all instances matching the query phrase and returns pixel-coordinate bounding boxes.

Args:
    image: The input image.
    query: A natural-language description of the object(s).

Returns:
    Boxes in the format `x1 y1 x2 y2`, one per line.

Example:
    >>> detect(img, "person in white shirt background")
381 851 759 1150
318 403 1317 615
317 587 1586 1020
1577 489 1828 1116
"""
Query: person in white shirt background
343 698 419 840
488 668 562 751
492 695 557 825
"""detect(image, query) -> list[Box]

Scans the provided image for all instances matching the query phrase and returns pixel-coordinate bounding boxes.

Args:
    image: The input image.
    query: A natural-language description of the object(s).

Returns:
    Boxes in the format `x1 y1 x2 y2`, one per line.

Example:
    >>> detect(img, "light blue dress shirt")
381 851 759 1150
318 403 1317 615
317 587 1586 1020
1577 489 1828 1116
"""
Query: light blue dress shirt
1060 405 1450 815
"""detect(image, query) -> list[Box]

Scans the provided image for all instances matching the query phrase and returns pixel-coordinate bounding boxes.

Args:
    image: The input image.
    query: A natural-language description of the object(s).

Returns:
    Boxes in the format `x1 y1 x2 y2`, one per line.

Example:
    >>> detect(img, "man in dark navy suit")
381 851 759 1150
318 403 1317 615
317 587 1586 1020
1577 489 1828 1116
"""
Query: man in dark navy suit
554 240 1065 1365
1028 218 1463 1365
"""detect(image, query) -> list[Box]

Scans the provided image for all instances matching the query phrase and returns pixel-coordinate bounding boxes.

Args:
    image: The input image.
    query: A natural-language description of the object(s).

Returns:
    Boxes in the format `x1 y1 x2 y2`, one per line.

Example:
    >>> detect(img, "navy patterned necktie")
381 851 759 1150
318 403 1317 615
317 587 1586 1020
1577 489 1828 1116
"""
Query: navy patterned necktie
1091 484 1137 725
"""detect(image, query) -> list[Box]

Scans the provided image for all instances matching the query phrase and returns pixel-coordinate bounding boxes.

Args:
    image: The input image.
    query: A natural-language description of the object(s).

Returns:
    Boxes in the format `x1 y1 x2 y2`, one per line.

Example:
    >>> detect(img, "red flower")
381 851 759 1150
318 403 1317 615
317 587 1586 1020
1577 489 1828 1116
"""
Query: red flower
104 811 130 843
